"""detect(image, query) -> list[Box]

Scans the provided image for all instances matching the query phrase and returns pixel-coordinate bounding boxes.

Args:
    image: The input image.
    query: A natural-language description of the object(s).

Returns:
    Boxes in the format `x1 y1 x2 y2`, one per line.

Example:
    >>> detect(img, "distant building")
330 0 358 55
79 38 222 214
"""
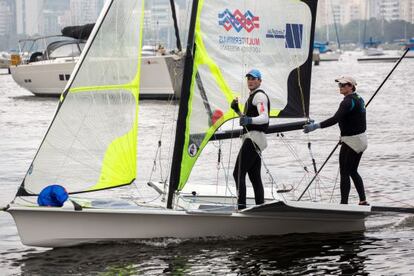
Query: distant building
41 0 69 35
70 0 101 25
368 0 414 23
14 0 104 37
316 0 364 28
399 0 414 23
315 0 327 29
0 0 15 36
15 0 44 36
143 1 179 49
316 0 414 29
42 10 61 35
375 0 400 21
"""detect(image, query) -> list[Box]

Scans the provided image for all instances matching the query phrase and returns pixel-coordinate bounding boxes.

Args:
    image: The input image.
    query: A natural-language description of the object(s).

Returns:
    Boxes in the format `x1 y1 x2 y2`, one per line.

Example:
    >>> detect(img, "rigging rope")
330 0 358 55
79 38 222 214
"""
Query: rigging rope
142 96 177 204
147 97 176 182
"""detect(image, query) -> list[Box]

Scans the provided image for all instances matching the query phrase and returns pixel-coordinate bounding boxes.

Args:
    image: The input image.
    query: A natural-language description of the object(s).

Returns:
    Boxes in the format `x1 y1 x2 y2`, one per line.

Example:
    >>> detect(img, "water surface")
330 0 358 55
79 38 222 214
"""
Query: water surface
1 56 414 275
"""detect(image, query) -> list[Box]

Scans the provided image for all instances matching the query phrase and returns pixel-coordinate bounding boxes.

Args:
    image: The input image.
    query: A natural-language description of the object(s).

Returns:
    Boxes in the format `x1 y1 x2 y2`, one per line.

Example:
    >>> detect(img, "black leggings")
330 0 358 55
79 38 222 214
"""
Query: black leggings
339 143 366 204
233 139 264 209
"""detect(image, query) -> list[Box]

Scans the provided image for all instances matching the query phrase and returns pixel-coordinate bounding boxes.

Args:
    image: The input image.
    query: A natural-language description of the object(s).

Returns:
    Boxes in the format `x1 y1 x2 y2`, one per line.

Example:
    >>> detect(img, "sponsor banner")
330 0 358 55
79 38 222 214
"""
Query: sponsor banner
217 8 303 52
266 23 303 49
218 8 261 53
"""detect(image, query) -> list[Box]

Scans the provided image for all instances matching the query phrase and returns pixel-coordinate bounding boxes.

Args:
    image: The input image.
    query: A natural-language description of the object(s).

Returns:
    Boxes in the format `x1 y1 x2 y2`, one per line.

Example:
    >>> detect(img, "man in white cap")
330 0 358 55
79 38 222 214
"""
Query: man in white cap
231 69 270 210
304 75 368 205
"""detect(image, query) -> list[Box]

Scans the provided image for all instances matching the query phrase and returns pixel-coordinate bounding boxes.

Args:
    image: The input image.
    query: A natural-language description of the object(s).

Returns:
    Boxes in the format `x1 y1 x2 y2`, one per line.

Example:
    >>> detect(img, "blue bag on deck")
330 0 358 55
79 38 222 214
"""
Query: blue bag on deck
37 185 68 207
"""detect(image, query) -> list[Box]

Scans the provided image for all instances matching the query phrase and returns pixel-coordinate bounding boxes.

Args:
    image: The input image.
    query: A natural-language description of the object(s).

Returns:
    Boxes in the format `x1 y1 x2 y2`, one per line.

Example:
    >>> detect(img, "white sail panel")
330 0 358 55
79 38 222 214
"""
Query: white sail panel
21 0 144 194
71 1 142 88
177 0 315 190
199 0 312 112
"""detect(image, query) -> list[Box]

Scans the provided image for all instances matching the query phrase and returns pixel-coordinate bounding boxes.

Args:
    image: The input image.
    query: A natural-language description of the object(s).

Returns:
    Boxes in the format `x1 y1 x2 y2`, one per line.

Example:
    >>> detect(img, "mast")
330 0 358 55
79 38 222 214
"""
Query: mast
169 0 182 51
325 0 329 42
330 0 341 49
362 0 368 47
167 0 199 209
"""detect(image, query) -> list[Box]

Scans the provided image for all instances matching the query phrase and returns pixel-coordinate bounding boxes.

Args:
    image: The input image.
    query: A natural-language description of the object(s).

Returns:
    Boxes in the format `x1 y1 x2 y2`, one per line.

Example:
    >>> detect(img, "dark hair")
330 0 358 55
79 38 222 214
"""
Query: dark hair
352 85 356 92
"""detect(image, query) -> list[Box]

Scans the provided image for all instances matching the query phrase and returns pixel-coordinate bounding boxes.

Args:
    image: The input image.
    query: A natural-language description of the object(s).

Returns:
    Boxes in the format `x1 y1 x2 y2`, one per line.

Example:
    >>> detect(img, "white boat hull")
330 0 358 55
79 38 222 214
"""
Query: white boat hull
357 56 400 63
0 58 11 69
0 52 11 69
10 55 181 99
363 48 384 56
10 59 75 95
7 200 369 248
319 52 341 61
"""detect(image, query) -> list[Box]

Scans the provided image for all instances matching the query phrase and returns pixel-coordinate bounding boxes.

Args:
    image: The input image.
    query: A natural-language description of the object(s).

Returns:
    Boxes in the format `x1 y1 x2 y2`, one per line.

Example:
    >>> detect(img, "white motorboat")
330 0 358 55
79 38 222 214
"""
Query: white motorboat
362 47 384 57
10 36 85 96
357 49 403 63
10 36 182 99
7 0 407 248
357 40 396 63
357 48 395 62
320 50 342 62
313 41 342 62
10 58 79 95
357 55 400 63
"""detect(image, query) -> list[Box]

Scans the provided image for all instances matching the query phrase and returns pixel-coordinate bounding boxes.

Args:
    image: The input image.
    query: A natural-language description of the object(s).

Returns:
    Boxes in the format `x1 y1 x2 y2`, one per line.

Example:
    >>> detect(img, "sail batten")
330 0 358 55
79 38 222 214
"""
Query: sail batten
69 83 140 93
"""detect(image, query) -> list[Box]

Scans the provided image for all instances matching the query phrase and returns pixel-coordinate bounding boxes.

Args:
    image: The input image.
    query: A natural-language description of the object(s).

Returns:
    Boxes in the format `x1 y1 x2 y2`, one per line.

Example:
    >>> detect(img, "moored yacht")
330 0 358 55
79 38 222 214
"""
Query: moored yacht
398 38 414 58
10 28 183 99
10 36 84 95
313 41 342 62
356 38 398 63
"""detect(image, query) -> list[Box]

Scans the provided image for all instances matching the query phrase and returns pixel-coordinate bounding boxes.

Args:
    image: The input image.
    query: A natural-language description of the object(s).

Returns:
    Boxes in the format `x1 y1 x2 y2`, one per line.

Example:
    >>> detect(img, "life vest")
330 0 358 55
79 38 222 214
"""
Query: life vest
339 93 366 136
243 89 270 132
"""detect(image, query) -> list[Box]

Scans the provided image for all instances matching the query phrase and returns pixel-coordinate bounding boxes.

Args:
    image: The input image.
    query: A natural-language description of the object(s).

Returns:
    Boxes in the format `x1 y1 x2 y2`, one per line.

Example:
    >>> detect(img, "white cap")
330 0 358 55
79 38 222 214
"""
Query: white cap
335 75 357 86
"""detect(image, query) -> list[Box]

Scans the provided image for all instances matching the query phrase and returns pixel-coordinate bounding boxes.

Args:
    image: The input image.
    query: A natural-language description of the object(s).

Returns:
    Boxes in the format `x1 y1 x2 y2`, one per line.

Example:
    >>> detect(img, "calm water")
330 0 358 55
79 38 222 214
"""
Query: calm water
1 54 414 275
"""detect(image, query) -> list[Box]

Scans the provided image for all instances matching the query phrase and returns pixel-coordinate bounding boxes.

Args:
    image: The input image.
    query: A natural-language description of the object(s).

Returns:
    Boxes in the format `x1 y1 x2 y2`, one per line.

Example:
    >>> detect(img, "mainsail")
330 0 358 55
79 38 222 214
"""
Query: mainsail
17 0 145 195
168 0 317 207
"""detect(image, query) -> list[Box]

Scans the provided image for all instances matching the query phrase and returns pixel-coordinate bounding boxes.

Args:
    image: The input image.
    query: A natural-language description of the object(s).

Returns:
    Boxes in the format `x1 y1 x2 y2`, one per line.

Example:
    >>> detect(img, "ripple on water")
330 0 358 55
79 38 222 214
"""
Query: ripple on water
0 233 379 275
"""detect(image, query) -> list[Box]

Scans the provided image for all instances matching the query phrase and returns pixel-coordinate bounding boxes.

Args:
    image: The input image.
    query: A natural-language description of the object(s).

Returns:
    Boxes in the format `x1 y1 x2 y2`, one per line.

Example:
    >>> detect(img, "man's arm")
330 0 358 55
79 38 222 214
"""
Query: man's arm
320 97 352 128
251 92 269 125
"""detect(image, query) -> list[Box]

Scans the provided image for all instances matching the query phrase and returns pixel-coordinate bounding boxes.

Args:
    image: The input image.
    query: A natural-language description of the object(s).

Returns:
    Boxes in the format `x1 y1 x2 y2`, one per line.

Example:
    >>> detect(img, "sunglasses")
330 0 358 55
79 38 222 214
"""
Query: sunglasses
338 83 351 88
247 76 259 81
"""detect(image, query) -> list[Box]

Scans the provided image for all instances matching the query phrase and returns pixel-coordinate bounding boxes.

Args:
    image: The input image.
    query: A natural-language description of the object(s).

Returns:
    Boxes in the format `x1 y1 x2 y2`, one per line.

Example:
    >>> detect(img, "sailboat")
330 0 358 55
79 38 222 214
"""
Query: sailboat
356 5 397 63
318 0 342 62
4 0 375 248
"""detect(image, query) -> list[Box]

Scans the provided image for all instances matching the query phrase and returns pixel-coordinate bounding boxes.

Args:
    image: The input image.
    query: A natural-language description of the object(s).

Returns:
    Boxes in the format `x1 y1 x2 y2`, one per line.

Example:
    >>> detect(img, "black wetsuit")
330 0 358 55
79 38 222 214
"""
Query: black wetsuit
320 93 367 204
233 90 269 210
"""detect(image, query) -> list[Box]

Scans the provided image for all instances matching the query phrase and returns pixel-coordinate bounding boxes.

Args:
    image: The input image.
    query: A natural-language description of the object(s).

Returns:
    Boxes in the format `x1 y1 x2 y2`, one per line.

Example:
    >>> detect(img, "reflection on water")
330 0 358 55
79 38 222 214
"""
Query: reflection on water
9 233 375 275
